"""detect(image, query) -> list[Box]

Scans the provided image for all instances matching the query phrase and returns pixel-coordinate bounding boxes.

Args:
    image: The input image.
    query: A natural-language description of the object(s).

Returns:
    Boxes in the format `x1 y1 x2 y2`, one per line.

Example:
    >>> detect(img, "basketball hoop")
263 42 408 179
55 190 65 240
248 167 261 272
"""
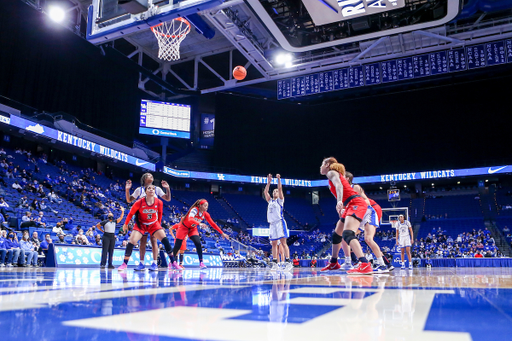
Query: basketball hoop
151 17 191 62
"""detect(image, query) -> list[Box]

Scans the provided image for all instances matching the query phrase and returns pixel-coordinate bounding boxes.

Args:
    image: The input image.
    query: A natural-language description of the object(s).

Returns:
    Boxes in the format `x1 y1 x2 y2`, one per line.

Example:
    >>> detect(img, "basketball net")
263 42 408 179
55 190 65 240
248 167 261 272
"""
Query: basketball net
151 18 191 62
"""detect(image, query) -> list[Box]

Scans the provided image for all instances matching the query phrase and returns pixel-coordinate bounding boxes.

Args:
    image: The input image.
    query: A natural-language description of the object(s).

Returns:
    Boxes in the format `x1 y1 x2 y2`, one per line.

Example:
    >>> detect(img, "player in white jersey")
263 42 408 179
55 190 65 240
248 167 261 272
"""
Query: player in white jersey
125 173 171 271
264 174 292 271
395 215 414 269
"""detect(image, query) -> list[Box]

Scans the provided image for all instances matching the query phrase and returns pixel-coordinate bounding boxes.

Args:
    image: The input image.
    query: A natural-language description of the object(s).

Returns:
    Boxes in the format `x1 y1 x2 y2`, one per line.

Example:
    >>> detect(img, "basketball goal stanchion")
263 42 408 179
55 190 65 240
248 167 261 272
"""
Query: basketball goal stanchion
151 17 191 61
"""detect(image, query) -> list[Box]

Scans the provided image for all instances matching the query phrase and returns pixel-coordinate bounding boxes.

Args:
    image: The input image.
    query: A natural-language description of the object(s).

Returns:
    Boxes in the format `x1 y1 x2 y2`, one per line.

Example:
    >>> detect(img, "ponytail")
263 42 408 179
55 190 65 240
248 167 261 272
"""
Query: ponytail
323 157 346 176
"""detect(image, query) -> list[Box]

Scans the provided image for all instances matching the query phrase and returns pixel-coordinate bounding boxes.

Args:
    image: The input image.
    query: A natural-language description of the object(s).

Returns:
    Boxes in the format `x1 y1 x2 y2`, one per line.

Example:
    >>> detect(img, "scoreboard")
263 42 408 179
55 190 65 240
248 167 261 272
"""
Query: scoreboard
139 100 191 139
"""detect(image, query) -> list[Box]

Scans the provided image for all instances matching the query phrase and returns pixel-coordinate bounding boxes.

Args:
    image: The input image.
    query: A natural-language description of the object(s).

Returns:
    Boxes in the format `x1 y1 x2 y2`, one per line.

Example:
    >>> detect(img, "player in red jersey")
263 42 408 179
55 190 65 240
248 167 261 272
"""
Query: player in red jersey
169 224 188 268
125 173 171 271
117 185 178 271
170 199 229 270
345 172 391 273
319 157 373 275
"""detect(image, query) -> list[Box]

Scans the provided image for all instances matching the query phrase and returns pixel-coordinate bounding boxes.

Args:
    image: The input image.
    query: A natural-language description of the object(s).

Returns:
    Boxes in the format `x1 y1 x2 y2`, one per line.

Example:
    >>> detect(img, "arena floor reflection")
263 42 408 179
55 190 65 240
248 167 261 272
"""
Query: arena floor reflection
0 267 510 341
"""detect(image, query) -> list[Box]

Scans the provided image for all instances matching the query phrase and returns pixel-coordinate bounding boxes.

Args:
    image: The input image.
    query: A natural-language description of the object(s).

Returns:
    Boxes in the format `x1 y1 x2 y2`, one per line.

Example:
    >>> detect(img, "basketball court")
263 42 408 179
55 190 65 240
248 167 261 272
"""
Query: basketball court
1 1 512 340
1 267 511 340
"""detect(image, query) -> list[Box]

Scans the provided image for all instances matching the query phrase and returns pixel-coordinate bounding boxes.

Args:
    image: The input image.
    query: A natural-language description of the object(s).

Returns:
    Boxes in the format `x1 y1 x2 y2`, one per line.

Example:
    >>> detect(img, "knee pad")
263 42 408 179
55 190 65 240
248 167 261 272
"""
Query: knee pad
332 232 342 245
125 242 135 257
342 230 357 245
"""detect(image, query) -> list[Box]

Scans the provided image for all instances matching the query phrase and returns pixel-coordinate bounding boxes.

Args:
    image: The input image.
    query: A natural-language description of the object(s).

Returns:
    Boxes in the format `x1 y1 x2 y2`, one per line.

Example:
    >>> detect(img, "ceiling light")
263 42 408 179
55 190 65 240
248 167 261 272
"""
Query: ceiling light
48 6 65 23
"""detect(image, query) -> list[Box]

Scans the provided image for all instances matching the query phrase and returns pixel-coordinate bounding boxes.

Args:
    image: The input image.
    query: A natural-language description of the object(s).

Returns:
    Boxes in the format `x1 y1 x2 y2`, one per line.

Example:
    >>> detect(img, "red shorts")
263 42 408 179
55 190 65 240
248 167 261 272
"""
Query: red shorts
341 197 367 222
372 204 383 222
175 223 199 240
133 221 162 236
179 237 187 251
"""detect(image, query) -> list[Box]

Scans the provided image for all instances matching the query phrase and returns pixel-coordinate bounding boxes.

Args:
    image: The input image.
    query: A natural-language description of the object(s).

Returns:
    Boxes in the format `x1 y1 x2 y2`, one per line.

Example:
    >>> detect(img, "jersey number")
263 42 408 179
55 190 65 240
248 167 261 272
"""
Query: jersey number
147 214 152 219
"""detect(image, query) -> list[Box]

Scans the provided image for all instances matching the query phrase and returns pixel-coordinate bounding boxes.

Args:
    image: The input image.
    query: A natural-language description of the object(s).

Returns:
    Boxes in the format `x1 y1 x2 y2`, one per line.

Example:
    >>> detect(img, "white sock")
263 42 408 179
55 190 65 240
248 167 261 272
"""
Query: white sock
344 257 350 263
377 257 384 266
401 262 405 266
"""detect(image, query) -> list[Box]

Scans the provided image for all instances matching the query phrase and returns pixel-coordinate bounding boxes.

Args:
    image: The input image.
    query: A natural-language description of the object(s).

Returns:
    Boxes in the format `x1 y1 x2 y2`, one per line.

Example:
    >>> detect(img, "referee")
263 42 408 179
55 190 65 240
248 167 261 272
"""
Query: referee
97 207 124 269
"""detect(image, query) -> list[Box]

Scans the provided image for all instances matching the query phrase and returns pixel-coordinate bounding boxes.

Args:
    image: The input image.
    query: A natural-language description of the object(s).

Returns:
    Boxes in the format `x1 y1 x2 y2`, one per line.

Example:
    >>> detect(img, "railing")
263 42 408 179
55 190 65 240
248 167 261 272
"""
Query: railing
230 239 259 256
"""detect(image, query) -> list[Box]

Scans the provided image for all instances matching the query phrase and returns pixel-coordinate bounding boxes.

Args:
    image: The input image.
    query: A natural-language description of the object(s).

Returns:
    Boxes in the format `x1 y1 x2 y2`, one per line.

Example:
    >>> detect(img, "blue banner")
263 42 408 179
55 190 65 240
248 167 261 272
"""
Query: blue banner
54 245 154 266
278 39 512 100
0 114 155 171
164 165 510 187
139 127 190 139
163 166 313 187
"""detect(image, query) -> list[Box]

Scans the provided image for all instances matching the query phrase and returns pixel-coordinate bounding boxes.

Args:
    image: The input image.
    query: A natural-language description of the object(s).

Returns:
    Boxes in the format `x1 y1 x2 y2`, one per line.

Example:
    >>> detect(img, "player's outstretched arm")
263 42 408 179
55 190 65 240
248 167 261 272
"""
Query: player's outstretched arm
125 180 135 203
161 180 171 201
276 174 284 200
116 206 125 223
264 174 272 202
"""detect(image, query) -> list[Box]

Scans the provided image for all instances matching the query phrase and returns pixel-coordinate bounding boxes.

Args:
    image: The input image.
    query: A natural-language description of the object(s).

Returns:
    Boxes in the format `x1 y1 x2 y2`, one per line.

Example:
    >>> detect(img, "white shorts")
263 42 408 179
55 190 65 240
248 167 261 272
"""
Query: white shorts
399 235 412 248
359 206 379 231
269 220 289 241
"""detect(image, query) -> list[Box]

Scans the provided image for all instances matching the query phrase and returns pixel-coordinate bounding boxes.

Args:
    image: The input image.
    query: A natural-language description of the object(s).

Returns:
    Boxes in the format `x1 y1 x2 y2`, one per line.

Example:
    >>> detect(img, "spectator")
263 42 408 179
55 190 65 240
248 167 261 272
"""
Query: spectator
85 228 95 244
40 199 58 214
40 234 53 255
17 195 29 209
52 222 64 235
20 211 37 230
474 250 483 258
0 197 10 216
0 232 7 266
31 231 41 248
12 181 23 193
56 234 67 244
36 211 47 228
48 190 62 204
503 226 510 233
75 230 89 245
20 231 38 267
94 234 102 246
30 199 41 211
5 231 25 267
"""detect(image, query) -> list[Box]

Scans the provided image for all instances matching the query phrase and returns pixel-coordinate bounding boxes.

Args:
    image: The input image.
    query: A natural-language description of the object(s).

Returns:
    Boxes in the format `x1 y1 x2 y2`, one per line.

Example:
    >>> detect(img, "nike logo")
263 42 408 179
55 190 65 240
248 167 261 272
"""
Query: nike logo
136 160 148 166
488 166 507 174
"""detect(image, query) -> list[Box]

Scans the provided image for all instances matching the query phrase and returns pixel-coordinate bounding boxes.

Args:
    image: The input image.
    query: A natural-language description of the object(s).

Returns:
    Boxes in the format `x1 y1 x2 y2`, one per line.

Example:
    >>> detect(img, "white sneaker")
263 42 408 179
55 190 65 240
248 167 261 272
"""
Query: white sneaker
7 264 13 268
0 264 5 267
339 262 354 271
409 263 413 270
270 262 278 271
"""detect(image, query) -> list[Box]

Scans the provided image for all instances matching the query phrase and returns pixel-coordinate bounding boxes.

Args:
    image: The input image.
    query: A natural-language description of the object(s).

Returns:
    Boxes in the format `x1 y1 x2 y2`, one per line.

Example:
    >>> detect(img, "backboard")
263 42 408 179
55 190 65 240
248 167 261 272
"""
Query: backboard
87 0 222 44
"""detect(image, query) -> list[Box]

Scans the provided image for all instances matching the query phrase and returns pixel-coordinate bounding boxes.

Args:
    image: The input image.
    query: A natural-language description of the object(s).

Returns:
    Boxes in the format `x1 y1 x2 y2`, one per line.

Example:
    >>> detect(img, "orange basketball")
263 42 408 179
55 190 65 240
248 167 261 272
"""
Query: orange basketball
233 66 247 80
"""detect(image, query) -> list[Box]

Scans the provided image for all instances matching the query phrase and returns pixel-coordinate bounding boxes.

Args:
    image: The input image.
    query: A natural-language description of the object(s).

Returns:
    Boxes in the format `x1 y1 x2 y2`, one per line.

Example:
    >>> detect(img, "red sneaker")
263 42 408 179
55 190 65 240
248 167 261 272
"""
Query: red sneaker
347 262 374 275
321 262 341 272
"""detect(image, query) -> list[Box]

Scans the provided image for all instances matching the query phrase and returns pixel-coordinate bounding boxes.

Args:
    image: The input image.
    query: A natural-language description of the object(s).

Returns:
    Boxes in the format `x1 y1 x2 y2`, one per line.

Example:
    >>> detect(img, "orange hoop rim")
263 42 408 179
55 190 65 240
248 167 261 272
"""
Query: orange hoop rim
151 17 191 38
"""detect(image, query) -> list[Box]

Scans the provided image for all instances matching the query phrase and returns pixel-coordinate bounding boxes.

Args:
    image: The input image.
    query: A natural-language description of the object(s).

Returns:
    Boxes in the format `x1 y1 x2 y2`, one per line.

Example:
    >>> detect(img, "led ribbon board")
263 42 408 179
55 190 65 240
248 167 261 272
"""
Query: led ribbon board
164 165 511 187
0 114 155 171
